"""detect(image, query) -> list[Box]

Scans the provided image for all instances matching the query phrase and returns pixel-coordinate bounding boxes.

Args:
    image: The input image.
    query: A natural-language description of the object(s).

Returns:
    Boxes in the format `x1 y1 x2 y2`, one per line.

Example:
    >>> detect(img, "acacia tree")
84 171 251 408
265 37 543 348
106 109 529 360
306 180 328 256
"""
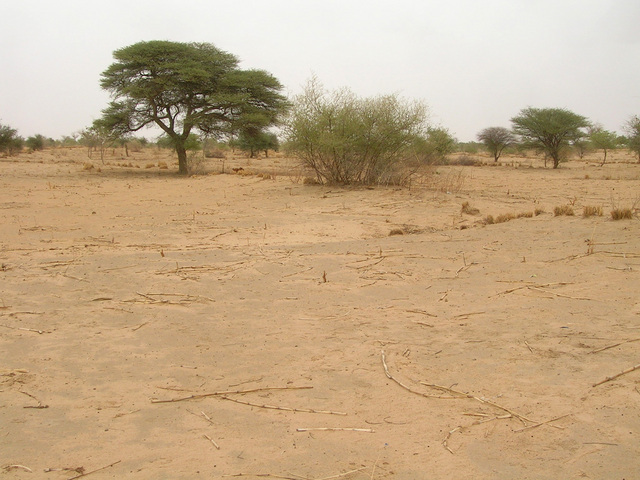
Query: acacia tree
589 127 618 166
511 107 589 168
477 126 515 162
625 115 640 162
98 41 288 174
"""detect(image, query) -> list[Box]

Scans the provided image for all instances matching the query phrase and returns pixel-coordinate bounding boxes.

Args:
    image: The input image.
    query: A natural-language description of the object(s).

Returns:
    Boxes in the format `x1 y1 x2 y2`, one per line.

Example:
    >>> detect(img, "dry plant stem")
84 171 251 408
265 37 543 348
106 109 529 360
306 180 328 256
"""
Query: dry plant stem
420 382 536 426
492 282 573 297
589 338 640 354
67 460 121 480
296 427 375 433
151 386 313 403
381 351 467 400
5 465 32 473
593 363 640 387
221 395 347 416
528 287 595 301
513 413 570 432
204 433 220 449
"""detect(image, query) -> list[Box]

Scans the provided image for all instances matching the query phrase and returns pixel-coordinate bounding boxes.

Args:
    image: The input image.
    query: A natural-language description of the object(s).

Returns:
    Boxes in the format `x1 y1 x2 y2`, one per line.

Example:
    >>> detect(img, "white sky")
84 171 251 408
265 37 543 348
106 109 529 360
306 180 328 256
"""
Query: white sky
1 0 639 141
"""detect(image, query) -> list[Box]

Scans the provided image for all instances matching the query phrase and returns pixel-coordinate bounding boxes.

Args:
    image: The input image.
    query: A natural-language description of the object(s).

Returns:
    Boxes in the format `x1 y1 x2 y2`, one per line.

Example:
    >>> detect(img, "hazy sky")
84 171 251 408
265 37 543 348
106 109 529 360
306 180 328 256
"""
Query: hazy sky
1 0 639 141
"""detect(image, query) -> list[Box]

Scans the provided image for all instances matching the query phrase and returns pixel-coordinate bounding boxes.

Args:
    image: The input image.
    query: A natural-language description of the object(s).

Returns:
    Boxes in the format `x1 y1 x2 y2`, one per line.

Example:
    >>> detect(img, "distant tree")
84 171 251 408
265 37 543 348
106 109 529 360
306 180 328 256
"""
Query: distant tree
476 127 516 162
425 127 456 160
236 129 279 158
511 107 590 168
285 78 429 185
589 127 618 166
98 40 289 174
25 134 45 151
0 123 24 155
572 138 592 159
80 122 118 163
624 115 640 162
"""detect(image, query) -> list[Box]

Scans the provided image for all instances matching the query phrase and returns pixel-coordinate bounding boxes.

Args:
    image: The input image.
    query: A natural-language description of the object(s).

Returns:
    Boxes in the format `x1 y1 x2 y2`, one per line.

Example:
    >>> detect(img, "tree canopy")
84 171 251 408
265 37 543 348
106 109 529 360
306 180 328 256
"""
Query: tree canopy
511 107 589 168
477 126 516 162
285 78 429 185
589 127 618 165
625 115 640 162
98 40 289 174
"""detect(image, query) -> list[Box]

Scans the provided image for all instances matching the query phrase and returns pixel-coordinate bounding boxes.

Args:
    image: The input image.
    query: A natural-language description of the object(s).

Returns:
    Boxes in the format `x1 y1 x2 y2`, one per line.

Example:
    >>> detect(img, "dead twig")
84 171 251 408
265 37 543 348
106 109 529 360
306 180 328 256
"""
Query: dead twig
4 465 33 473
513 413 570 432
20 390 48 409
204 434 221 450
151 386 313 403
220 396 347 416
589 338 640 354
527 287 595 301
593 363 640 387
296 427 374 433
66 460 121 480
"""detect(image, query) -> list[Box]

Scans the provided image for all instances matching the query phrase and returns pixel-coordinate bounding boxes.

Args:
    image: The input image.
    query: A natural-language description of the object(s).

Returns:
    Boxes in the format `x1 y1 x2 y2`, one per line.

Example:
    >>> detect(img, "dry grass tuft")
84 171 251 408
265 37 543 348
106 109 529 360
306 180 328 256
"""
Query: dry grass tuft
534 208 545 216
554 205 575 216
516 211 534 218
610 208 633 220
82 163 94 171
145 163 155 169
495 213 516 223
303 176 321 185
583 206 603 218
158 161 168 170
461 201 480 215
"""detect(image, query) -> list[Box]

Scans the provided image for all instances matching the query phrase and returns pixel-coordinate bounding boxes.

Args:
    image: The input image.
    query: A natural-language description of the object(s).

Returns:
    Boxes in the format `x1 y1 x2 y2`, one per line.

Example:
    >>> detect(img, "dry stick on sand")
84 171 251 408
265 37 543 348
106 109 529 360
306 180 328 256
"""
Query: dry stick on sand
151 386 312 403
593 363 640 387
203 434 221 450
220 395 347 416
223 468 367 480
296 427 375 433
589 338 640 354
491 282 574 297
66 460 121 480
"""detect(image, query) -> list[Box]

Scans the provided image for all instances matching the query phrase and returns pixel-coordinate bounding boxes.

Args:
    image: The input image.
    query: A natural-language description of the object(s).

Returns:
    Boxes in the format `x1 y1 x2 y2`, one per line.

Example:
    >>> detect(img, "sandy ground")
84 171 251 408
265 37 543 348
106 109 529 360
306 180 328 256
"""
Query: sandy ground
1 147 639 479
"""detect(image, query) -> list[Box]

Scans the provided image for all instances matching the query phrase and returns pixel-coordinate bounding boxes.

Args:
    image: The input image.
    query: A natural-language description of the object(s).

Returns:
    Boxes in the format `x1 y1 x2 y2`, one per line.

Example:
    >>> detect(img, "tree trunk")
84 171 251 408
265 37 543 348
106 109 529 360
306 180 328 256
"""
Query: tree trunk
176 144 188 174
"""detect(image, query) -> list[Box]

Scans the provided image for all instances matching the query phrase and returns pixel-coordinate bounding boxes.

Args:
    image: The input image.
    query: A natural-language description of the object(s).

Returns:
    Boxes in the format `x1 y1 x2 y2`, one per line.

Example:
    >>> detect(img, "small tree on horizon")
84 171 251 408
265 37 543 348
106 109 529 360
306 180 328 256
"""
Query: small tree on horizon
477 126 516 162
97 40 289 174
511 107 590 168
589 126 618 166
0 123 24 156
625 115 640 162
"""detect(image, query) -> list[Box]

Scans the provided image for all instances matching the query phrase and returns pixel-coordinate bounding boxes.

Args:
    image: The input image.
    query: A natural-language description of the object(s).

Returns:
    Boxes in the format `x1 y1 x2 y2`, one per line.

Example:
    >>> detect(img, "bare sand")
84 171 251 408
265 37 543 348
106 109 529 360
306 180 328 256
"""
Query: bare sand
1 147 639 479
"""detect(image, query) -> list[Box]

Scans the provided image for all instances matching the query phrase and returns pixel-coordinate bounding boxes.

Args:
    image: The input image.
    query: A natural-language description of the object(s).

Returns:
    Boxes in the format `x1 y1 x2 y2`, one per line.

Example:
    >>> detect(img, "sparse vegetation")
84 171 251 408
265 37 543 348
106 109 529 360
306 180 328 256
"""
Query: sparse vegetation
285 77 429 185
511 107 590 168
583 206 603 217
97 40 288 175
554 205 575 216
0 123 24 156
610 208 633 220
477 126 516 162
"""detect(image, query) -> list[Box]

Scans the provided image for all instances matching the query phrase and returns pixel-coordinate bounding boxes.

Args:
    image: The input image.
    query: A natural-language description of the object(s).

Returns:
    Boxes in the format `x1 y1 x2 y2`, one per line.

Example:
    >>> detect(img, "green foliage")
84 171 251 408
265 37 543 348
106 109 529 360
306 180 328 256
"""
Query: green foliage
425 127 456 160
157 133 201 151
98 40 289 174
234 130 279 157
589 127 618 165
477 126 516 162
285 78 429 185
25 134 45 151
0 123 24 155
625 115 640 162
511 107 590 168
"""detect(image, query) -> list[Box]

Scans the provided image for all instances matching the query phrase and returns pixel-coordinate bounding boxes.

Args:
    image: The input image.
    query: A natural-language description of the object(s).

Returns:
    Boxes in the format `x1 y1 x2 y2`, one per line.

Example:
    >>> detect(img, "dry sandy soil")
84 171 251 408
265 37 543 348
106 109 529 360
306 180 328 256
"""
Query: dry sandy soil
1 146 639 479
